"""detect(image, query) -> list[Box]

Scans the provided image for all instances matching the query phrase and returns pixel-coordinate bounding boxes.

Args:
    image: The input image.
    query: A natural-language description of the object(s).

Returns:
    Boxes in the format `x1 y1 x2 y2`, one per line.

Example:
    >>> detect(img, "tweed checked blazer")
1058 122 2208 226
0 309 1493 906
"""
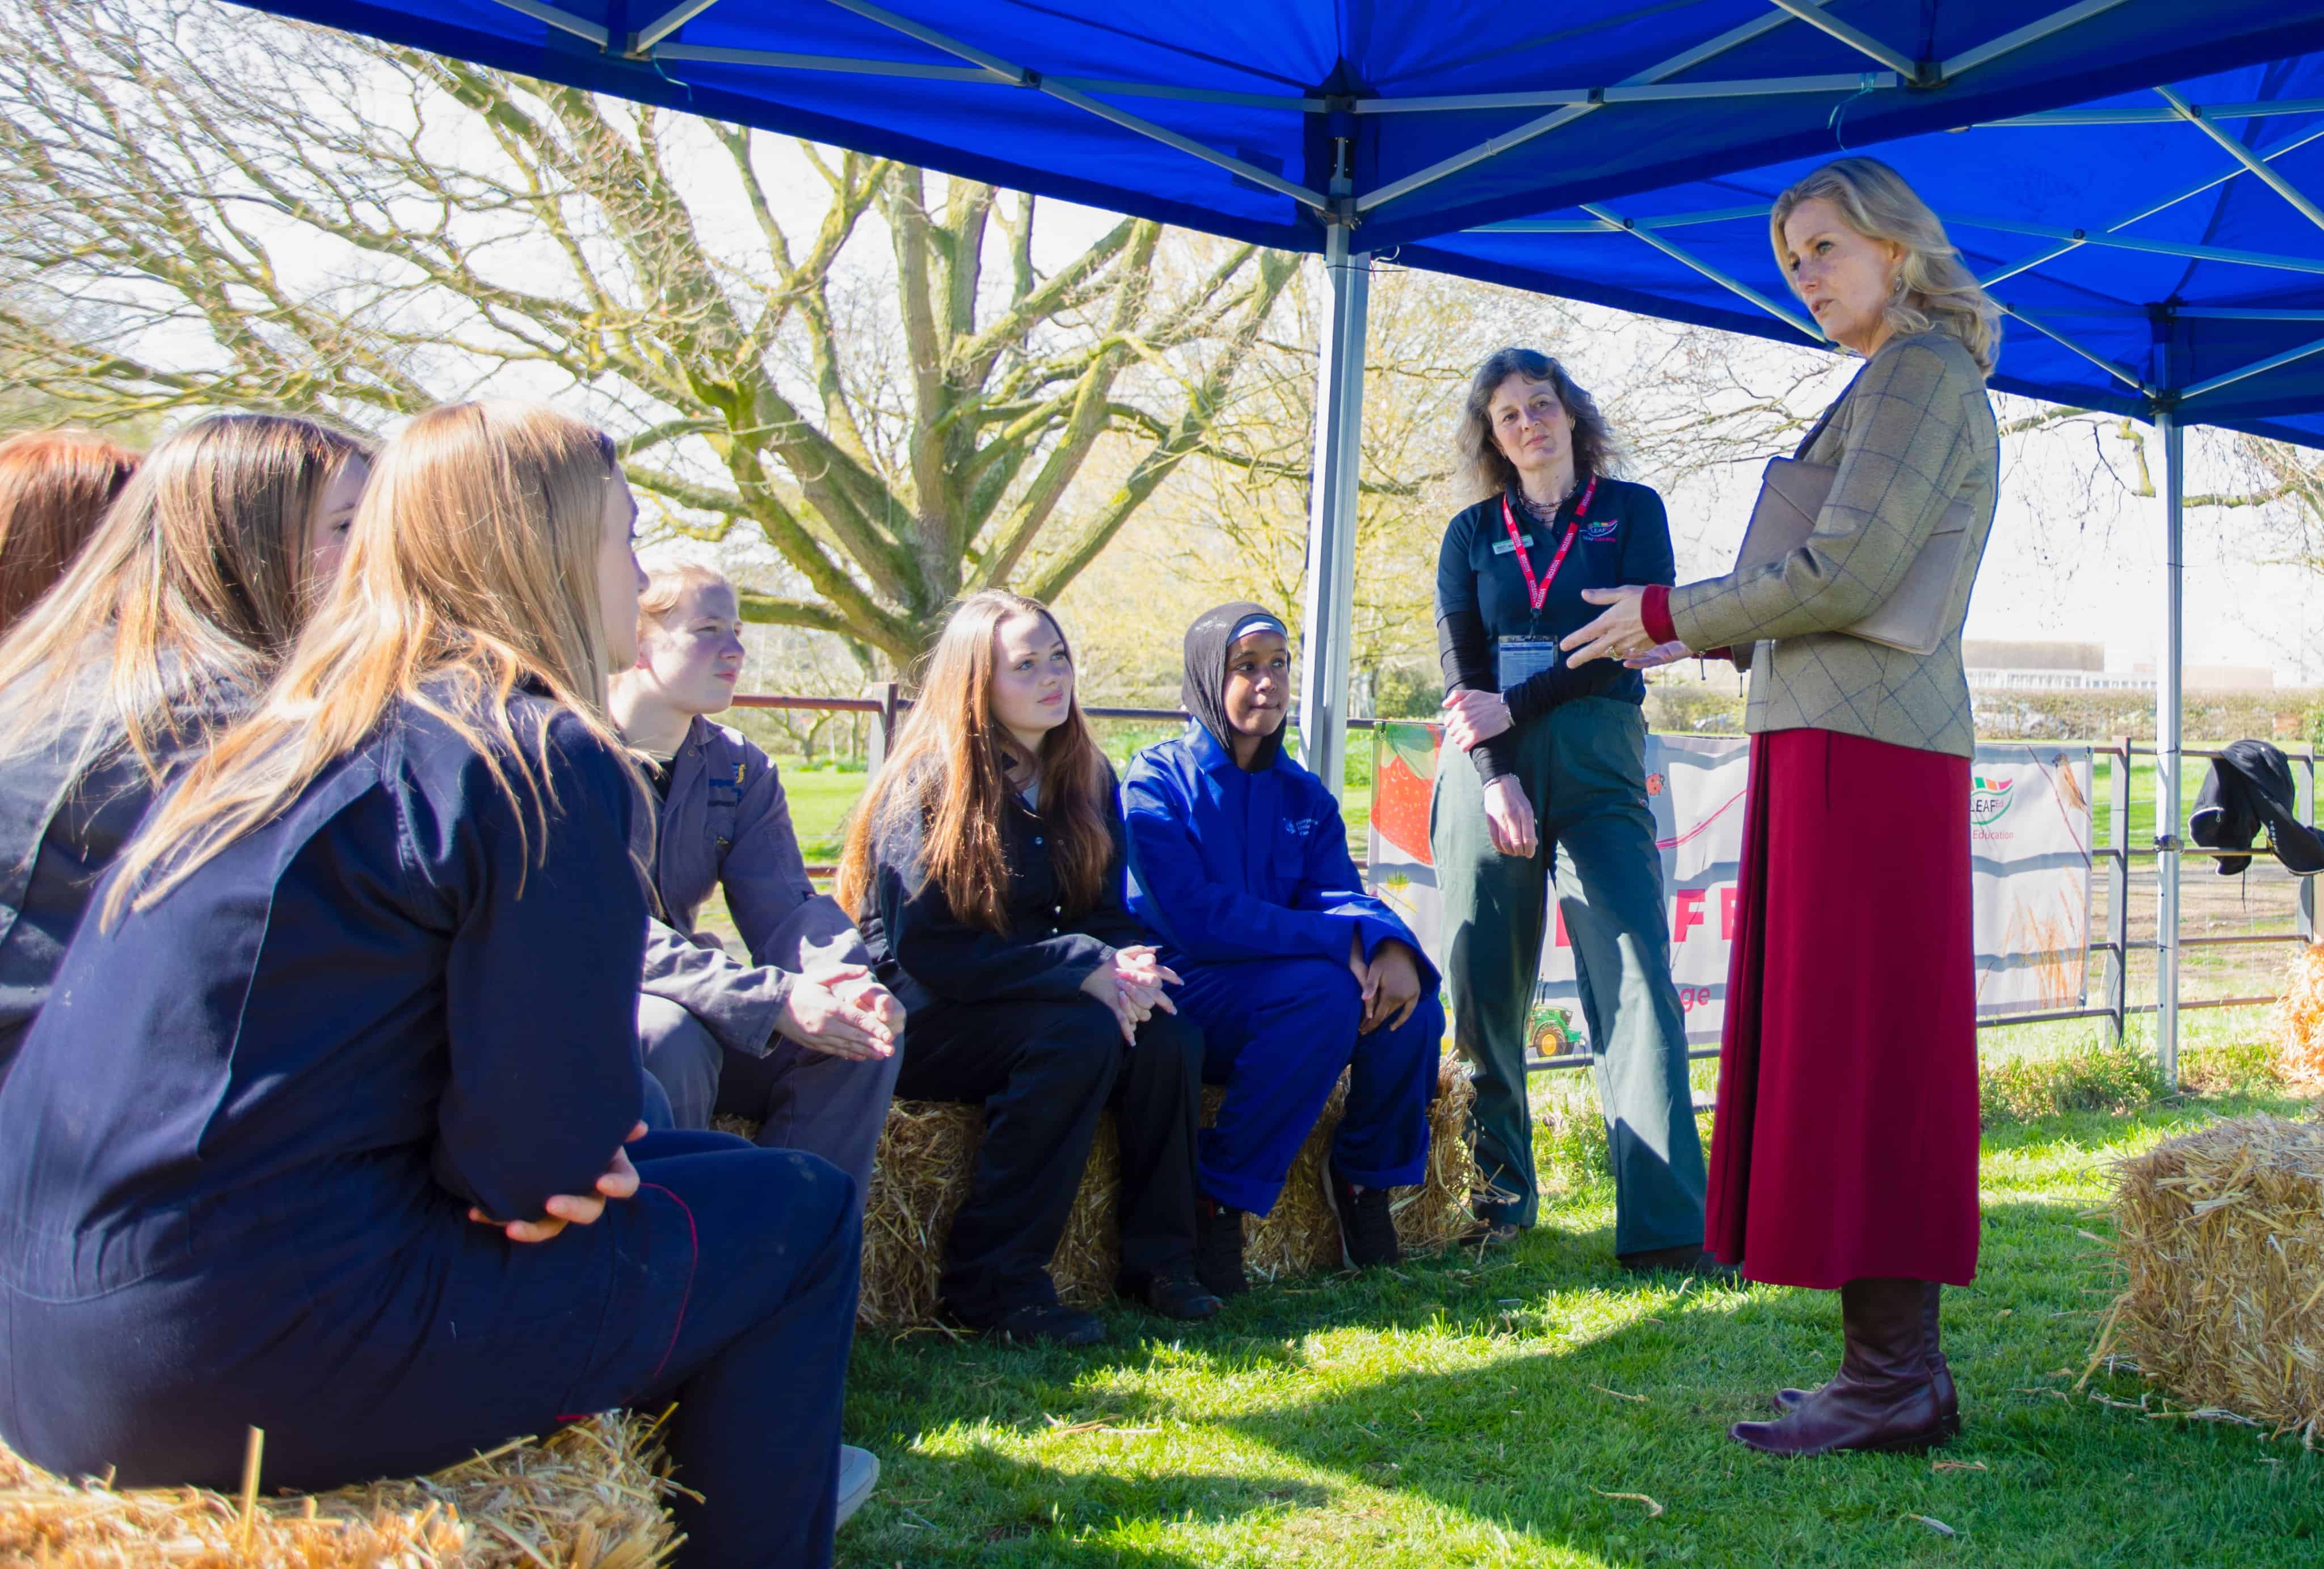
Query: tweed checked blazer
1667 330 1998 760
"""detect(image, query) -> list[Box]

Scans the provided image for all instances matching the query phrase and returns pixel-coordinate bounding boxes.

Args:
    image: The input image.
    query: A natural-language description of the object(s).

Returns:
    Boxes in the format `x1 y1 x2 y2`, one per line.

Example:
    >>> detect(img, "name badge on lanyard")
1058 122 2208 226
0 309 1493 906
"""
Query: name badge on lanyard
1493 476 1598 693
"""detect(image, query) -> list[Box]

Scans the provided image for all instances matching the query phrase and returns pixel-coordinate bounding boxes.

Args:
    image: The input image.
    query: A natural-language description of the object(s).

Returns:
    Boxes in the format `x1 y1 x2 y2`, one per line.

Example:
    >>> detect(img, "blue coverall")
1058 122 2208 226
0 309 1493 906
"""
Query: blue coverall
1123 723 1442 1215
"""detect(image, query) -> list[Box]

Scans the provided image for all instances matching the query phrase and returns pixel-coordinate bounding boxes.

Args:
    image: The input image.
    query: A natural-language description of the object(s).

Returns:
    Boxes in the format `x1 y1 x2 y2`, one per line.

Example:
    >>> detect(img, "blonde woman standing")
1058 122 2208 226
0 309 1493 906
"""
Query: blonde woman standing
1566 157 2002 1456
0 406 861 1568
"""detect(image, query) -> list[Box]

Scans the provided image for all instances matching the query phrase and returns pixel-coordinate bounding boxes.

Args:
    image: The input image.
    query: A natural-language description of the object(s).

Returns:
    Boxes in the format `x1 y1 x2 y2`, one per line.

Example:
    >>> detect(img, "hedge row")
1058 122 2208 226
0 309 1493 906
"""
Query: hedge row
1647 682 2324 748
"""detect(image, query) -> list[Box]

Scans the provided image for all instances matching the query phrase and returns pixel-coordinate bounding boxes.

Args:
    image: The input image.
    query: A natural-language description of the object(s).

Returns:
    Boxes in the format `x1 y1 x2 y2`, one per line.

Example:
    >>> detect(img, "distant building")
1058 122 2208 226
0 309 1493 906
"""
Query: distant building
1961 639 2103 672
1960 638 2274 693
2132 662 2276 693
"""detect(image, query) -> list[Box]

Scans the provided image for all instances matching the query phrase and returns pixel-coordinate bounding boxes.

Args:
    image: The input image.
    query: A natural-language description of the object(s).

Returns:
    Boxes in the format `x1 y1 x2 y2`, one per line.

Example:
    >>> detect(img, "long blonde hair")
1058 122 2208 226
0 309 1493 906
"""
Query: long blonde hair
1771 157 2001 377
835 591 1115 934
0 412 369 780
110 402 638 919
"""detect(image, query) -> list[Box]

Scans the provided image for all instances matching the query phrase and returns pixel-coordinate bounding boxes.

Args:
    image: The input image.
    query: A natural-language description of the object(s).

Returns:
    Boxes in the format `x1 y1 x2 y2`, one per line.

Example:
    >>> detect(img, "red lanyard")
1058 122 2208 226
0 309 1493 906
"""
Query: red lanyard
1499 475 1597 613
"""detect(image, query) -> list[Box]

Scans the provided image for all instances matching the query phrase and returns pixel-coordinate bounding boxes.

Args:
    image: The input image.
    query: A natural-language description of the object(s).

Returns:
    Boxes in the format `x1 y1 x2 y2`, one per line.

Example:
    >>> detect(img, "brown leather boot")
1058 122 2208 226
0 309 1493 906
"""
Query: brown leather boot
1772 1280 1957 1432
1923 1280 1960 1437
1732 1277 1952 1455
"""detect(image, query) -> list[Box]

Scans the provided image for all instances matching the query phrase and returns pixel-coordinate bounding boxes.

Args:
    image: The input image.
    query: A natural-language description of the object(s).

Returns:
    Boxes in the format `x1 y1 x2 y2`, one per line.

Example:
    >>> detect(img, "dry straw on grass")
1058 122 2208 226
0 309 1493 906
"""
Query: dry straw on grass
847 1054 1478 1329
2274 941 2324 1093
2091 1114 2324 1444
1 1411 680 1568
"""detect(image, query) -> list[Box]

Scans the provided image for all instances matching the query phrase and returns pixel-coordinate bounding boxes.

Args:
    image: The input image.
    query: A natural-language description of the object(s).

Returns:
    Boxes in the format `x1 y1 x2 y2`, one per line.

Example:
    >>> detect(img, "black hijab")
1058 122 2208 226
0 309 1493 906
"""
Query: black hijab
1182 600 1290 771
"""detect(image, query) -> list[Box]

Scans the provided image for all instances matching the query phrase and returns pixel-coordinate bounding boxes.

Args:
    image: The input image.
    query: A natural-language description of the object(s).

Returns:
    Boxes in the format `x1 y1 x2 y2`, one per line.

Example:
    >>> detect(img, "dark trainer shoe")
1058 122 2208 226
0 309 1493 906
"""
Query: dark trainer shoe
1322 1157 1400 1269
1120 1268 1222 1321
988 1302 1105 1347
1196 1200 1250 1299
1617 1245 1738 1280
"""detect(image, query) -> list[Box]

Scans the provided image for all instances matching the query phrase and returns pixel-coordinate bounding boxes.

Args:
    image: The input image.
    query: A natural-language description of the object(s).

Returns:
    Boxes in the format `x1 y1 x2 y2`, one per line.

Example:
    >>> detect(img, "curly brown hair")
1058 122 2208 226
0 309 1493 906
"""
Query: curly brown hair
1454 348 1622 504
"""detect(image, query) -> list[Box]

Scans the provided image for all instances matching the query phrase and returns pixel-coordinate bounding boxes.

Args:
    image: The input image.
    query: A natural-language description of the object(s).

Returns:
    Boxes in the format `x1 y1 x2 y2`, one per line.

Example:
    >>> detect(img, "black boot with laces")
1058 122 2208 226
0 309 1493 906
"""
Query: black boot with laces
1196 1197 1249 1299
1322 1156 1400 1269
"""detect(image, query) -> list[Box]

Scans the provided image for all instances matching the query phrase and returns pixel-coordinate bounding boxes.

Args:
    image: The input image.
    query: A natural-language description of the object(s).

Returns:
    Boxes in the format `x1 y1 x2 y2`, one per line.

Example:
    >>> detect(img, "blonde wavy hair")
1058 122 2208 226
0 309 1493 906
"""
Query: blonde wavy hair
0 412 369 781
1771 157 2001 378
110 402 641 920
636 560 732 635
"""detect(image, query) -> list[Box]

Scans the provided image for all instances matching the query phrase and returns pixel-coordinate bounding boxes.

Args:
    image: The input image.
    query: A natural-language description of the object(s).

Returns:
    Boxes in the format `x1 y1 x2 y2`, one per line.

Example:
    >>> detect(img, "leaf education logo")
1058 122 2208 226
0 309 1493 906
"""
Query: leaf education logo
1970 775 2016 829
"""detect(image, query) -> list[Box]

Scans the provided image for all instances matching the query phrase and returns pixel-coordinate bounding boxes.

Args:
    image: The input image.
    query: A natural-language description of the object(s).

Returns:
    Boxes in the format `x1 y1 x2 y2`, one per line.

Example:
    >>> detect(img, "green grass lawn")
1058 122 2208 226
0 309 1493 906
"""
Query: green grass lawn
768 729 1375 869
835 1015 2318 1567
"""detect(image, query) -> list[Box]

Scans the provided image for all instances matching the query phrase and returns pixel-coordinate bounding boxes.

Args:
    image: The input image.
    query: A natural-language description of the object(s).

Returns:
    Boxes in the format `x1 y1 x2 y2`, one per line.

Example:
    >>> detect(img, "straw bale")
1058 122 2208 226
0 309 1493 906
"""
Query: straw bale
2093 1114 2324 1442
0 1411 679 1567
2274 941 2324 1093
851 1053 1478 1329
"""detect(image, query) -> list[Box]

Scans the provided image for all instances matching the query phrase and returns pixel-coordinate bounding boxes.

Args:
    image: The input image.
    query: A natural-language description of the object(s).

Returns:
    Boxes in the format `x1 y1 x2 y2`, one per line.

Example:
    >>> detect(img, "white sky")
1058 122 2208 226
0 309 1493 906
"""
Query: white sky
234 103 2314 685
996 181 2314 684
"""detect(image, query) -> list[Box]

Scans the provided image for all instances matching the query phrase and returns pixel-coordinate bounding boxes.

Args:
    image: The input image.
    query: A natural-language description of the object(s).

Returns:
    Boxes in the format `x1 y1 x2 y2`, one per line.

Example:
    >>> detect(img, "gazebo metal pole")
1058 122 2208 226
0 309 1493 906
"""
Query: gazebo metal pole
1296 218 1369 800
2156 408 2186 1090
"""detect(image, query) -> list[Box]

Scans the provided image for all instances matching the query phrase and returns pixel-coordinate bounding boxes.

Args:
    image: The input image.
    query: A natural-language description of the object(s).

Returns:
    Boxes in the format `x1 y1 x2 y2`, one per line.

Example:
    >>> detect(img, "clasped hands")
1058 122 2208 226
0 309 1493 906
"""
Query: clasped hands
1080 943 1180 1044
471 964 905 1246
1349 930 1423 1034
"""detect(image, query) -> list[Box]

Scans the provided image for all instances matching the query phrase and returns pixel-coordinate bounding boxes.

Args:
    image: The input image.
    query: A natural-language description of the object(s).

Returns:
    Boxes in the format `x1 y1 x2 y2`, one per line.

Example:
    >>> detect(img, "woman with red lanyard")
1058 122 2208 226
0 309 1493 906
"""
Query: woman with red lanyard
1430 347 1715 1275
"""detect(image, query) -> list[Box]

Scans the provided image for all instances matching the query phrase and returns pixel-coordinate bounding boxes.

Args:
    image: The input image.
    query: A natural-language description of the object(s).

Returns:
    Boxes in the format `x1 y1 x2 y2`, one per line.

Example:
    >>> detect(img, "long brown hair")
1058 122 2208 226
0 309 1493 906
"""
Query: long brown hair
1454 348 1622 504
0 413 368 780
0 430 140 632
835 591 1115 934
109 402 640 919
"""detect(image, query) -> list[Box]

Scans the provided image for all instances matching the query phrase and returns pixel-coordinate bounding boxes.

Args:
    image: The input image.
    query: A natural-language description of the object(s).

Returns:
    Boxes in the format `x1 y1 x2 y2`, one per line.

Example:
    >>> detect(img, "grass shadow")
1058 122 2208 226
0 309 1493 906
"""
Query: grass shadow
843 1083 2321 1566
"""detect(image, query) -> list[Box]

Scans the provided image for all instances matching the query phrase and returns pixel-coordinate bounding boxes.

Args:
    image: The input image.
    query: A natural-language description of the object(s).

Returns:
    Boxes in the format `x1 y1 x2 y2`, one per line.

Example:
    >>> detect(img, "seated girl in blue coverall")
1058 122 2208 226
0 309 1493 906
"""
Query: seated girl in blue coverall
1122 602 1443 1298
0 403 861 1569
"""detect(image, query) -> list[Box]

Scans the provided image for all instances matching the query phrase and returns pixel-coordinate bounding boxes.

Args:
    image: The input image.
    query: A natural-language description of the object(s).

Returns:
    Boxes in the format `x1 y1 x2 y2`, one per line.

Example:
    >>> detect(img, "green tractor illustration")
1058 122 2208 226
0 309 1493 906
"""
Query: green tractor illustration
1527 1001 1578 1057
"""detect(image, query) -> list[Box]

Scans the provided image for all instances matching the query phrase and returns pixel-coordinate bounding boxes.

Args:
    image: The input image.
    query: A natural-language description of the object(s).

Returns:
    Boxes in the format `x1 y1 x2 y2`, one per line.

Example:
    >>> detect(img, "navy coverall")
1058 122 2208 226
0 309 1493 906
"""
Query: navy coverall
0 694 860 1569
857 762 1205 1325
1123 724 1441 1216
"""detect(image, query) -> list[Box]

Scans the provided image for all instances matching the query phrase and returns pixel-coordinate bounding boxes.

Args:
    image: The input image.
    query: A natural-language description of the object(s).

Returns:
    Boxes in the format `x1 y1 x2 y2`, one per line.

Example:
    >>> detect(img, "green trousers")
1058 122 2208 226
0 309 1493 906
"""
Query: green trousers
1430 698 1708 1252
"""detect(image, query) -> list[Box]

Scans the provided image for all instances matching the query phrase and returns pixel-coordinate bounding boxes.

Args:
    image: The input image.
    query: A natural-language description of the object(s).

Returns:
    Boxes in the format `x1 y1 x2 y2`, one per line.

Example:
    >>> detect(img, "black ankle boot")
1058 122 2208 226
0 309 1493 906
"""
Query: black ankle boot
1117 1267 1222 1321
1196 1199 1249 1299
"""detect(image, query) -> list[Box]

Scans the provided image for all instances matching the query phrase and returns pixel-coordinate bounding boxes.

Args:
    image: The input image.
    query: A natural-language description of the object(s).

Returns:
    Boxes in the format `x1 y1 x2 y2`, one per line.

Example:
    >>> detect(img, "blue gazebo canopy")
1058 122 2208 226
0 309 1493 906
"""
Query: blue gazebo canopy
239 5 2323 255
1414 57 2324 450
220 0 2324 1077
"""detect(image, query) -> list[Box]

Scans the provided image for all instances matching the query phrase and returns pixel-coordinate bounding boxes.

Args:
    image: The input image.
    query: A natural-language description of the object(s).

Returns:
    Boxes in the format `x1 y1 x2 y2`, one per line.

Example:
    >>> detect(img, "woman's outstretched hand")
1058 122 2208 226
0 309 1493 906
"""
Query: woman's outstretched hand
1483 775 1538 858
1624 640 1693 670
470 1120 646 1244
1439 686 1513 753
1561 586 1654 668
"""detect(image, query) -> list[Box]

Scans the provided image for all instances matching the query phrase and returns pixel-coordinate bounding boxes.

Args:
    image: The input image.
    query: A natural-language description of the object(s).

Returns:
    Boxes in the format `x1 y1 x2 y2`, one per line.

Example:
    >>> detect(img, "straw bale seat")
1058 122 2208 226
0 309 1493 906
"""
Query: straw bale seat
1 1411 679 1567
2095 1114 2324 1442
832 1053 1479 1328
2275 941 2324 1092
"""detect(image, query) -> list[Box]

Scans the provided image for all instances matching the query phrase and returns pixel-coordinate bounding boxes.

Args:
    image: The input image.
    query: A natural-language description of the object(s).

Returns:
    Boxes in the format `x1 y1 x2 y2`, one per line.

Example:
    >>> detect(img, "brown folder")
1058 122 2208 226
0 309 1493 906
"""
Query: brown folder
1732 455 1972 657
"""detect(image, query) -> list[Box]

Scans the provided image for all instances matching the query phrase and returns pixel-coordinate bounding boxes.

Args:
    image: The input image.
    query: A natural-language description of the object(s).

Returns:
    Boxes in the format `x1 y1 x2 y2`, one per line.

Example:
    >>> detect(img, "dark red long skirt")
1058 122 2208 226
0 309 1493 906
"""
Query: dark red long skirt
1704 728 1981 1288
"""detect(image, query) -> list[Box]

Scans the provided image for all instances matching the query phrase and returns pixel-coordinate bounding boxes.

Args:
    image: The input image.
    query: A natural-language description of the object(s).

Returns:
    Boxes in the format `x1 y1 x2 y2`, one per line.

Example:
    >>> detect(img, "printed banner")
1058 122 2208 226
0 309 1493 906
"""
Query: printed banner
1366 724 2092 1049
